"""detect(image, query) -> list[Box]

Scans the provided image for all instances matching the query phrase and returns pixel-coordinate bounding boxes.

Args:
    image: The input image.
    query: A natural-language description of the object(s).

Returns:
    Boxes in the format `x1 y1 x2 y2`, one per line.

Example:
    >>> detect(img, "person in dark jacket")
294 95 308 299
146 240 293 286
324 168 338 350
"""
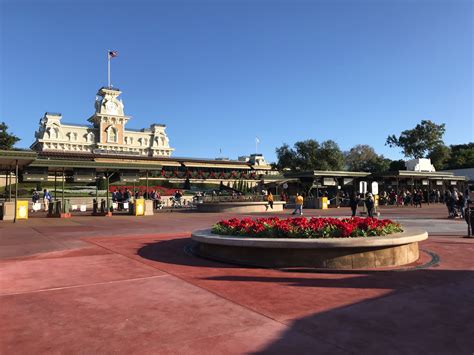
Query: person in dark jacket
349 192 360 217
365 193 375 218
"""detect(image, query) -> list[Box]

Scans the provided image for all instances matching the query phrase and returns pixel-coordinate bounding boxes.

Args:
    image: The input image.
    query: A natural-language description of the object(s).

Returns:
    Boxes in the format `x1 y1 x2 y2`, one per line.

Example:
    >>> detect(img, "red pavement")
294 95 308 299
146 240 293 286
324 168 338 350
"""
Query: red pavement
0 205 473 354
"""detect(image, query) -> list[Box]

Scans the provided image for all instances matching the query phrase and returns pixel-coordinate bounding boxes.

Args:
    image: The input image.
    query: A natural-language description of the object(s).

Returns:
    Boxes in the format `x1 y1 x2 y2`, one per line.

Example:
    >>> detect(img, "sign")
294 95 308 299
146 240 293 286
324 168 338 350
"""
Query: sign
359 181 367 193
282 183 288 189
450 181 457 185
16 200 28 220
135 199 145 216
422 179 429 186
93 149 141 156
323 178 336 186
343 178 353 186
371 182 379 195
436 180 443 186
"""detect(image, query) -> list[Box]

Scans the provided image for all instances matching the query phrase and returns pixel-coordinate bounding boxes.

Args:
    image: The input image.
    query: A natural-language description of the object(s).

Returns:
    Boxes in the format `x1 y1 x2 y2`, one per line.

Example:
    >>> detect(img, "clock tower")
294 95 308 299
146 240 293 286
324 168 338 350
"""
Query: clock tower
88 87 130 147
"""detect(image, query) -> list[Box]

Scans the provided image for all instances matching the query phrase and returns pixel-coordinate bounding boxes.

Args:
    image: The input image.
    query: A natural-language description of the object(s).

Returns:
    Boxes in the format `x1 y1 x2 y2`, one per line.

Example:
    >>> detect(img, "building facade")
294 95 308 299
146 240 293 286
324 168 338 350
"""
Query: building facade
31 87 174 157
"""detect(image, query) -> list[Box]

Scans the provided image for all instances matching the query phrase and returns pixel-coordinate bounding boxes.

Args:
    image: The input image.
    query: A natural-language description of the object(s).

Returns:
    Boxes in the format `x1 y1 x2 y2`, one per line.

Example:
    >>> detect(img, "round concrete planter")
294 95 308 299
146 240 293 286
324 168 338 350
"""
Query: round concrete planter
191 228 428 269
196 201 286 213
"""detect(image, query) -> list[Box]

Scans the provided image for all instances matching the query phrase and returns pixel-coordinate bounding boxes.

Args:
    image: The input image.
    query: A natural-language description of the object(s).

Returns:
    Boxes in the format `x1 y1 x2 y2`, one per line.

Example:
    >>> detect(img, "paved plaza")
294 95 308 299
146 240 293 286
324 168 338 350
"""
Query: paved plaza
0 205 473 354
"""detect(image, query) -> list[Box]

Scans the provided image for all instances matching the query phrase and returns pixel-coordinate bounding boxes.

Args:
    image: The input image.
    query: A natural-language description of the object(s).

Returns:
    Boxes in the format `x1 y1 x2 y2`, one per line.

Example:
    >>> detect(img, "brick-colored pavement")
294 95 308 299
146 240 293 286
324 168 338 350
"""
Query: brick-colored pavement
0 205 473 354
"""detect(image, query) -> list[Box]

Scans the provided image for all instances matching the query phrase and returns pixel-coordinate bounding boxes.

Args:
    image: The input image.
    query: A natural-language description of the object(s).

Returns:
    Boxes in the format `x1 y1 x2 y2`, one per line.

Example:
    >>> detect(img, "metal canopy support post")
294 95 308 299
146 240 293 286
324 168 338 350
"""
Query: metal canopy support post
8 171 12 202
13 161 18 223
106 171 110 212
54 172 57 201
442 180 446 202
145 170 149 199
95 175 98 201
4 170 7 200
61 168 65 213
427 179 430 205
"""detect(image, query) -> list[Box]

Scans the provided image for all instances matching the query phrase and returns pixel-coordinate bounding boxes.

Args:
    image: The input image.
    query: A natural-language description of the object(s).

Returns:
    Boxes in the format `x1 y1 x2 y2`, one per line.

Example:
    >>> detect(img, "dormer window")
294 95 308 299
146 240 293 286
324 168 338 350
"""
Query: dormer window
86 132 95 143
47 126 60 140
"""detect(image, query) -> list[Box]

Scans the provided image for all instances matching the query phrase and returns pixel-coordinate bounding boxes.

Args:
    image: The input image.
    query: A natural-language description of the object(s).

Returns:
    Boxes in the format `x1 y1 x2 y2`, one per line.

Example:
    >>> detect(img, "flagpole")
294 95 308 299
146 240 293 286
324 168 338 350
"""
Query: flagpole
107 50 111 87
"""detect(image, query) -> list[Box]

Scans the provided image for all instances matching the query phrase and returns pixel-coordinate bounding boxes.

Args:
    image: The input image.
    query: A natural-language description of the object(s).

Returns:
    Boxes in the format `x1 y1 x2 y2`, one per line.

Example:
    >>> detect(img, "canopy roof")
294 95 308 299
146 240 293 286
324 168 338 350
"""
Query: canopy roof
0 150 38 170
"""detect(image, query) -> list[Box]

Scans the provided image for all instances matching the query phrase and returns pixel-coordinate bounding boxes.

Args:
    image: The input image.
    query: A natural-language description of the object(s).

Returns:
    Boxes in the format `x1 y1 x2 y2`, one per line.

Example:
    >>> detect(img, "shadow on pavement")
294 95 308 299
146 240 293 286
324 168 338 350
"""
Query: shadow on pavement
137 238 236 269
216 269 474 354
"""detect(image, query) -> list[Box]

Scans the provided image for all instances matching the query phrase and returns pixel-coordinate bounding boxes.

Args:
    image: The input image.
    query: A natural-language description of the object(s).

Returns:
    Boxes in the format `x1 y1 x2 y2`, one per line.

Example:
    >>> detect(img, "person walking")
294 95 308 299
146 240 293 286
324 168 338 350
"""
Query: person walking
365 192 375 218
292 193 304 216
265 191 274 211
43 189 52 212
31 189 40 212
349 192 360 217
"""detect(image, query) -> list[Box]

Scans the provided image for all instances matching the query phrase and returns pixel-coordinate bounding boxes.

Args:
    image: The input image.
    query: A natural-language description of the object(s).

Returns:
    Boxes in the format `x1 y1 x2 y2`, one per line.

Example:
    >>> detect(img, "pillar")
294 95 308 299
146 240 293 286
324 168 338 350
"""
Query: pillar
13 161 18 223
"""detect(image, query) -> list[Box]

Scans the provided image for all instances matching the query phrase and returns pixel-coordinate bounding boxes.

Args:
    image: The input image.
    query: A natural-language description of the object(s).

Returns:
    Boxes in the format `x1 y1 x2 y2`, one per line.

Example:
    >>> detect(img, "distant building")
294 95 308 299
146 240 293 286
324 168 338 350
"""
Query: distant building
405 158 436 172
443 168 474 183
31 87 174 157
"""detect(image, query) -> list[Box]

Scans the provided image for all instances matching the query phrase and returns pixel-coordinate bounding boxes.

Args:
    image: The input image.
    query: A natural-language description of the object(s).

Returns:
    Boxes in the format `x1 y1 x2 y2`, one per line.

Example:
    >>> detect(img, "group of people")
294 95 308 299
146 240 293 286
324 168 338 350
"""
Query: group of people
31 189 52 212
445 189 468 219
263 192 305 216
264 191 377 217
111 188 165 210
349 192 376 217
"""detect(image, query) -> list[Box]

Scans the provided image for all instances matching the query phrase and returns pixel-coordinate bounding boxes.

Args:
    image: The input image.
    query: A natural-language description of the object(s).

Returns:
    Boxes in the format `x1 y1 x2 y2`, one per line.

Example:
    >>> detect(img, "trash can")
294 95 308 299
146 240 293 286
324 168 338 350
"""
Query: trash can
55 201 62 215
315 197 328 209
100 199 106 213
93 199 98 214
48 201 61 216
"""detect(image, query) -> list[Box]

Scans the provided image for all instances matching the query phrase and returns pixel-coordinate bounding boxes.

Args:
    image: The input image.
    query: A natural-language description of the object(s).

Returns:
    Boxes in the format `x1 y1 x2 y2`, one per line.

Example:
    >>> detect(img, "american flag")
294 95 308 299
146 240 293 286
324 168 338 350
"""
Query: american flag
108 50 118 58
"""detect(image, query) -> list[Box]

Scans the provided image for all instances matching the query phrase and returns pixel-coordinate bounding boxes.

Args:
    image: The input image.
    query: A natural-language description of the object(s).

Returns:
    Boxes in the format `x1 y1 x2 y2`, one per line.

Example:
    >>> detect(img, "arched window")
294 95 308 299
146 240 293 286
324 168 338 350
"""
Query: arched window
107 126 117 143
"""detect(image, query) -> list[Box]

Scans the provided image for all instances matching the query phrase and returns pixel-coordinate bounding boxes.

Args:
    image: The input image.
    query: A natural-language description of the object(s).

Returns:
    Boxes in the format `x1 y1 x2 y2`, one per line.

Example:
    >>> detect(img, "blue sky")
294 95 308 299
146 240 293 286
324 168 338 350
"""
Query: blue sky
1 0 472 162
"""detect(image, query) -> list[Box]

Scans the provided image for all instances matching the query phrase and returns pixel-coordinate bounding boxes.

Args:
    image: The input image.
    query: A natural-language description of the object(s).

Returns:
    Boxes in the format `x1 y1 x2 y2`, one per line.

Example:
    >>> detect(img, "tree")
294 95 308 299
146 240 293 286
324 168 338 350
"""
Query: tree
389 159 406 171
0 122 19 150
275 139 344 171
318 140 345 171
345 145 392 173
275 144 297 170
293 139 321 170
427 144 451 170
386 120 446 158
445 143 474 169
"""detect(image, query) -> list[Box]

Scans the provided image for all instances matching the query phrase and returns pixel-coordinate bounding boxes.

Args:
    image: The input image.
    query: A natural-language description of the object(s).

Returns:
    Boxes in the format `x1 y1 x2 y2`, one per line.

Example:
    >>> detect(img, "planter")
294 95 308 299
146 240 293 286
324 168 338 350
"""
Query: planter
191 228 428 269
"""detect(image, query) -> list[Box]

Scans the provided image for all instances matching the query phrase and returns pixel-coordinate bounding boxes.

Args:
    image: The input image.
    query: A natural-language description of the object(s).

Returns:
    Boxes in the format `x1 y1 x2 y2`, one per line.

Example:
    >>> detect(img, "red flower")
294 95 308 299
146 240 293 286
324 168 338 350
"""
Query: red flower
212 216 402 239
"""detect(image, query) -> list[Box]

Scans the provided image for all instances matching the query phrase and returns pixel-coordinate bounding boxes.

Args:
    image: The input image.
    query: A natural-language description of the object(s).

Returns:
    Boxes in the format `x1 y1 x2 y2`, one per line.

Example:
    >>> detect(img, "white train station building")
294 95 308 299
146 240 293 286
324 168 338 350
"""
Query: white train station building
30 87 174 157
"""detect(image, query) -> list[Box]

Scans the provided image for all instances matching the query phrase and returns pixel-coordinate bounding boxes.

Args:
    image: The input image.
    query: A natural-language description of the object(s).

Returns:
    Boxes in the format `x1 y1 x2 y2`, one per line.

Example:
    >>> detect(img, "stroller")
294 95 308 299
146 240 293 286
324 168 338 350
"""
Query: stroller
154 199 164 210
170 196 183 208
